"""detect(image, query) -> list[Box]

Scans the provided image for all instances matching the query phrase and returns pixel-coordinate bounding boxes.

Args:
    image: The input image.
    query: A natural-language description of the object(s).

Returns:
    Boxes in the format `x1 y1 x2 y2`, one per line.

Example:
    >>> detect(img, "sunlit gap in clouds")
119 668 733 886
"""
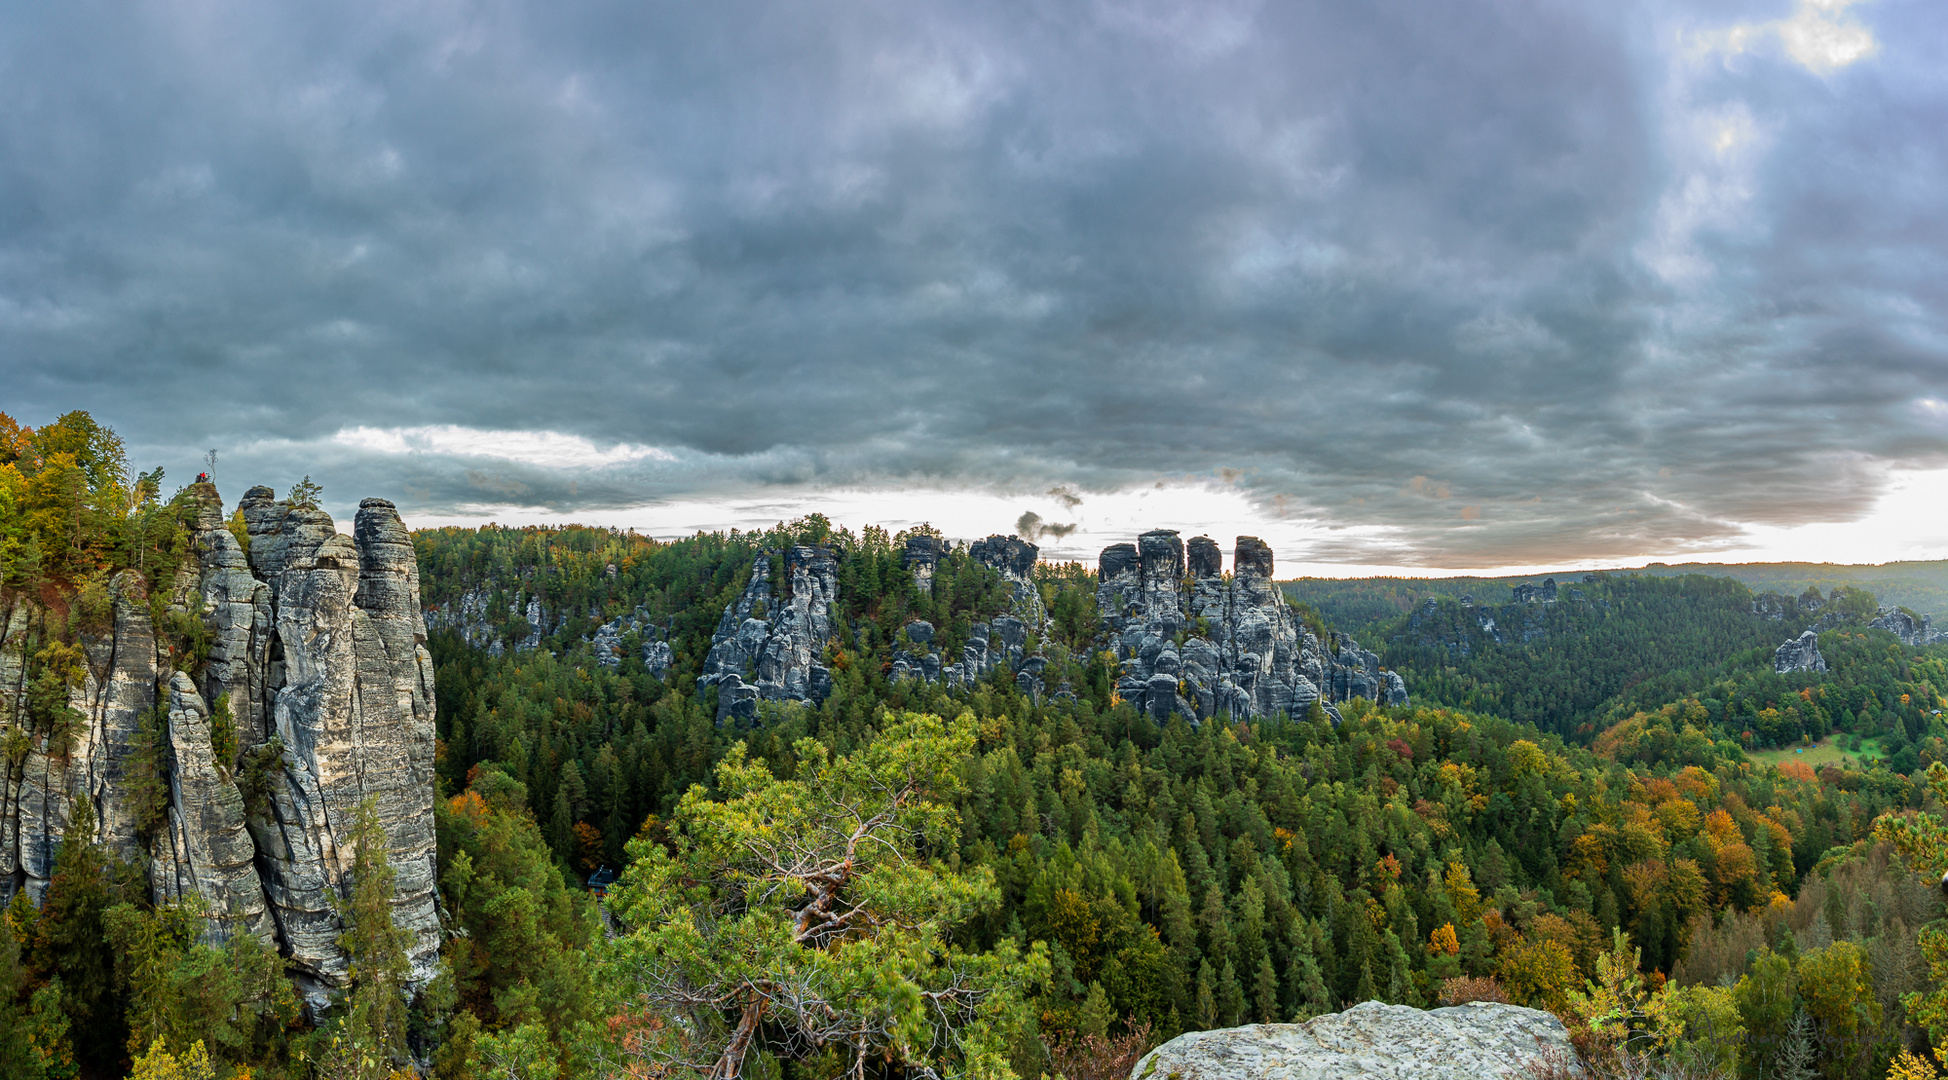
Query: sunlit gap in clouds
333 425 677 468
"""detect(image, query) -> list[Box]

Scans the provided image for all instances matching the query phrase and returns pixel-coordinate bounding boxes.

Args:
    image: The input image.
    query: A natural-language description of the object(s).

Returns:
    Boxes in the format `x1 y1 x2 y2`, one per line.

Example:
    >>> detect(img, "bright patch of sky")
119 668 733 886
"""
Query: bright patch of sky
333 426 676 468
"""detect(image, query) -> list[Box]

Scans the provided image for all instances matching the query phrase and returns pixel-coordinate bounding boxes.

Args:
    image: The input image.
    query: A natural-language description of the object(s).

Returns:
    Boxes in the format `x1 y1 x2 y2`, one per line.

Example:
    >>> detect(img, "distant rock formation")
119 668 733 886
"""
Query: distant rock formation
0 485 439 1012
692 529 1402 725
1511 578 1557 604
696 547 840 723
1100 531 1406 724
892 534 1050 697
1774 630 1828 674
901 534 950 593
1129 1001 1576 1080
1869 608 1944 648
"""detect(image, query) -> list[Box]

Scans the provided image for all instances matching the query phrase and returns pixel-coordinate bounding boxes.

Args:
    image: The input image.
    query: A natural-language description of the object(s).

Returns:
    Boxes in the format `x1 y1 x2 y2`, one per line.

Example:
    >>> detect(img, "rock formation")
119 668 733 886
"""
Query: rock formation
1869 608 1944 648
1100 531 1406 724
694 529 1398 724
1129 1001 1577 1080
1511 578 1558 604
1773 629 1828 674
696 546 840 723
902 534 951 593
0 484 439 1012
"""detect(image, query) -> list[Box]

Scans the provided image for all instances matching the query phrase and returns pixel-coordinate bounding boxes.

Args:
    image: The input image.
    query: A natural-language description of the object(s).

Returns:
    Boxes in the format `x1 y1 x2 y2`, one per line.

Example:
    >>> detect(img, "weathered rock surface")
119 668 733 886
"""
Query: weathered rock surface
903 535 951 593
1773 629 1828 673
149 671 273 941
1100 532 1407 724
1129 1001 1577 1080
0 571 159 897
697 546 839 723
1869 608 1944 648
0 484 439 1013
698 529 1394 723
1511 578 1558 604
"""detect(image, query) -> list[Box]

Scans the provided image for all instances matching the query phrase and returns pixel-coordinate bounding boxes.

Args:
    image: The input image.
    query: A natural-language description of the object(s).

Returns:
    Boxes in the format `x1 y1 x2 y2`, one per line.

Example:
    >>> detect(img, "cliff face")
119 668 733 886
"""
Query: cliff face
0 484 439 1010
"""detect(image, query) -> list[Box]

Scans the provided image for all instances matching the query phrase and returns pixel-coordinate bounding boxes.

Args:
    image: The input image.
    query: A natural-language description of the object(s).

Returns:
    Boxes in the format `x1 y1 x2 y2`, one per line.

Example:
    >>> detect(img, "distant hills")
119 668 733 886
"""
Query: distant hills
1627 560 1948 617
1283 559 1948 642
1283 560 1948 747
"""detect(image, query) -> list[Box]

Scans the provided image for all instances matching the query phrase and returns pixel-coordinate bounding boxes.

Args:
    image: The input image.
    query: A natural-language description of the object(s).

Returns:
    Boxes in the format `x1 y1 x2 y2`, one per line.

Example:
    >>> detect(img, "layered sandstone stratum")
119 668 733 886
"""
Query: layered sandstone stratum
0 484 438 1009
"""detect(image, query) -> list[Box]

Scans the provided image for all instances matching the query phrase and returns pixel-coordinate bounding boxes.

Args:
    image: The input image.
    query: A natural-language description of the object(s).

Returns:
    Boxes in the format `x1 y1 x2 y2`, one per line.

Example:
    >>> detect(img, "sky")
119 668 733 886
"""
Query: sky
3 0 1946 575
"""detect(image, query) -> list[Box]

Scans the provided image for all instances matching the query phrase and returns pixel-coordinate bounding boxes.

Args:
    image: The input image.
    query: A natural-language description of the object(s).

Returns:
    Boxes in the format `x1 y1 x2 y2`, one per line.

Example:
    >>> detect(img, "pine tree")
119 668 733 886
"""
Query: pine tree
1194 960 1217 1029
1291 955 1332 1020
1383 931 1417 1007
1774 1010 1817 1080
27 799 132 1069
1354 956 1377 1006
1254 957 1279 1023
1077 982 1114 1040
1216 958 1245 1028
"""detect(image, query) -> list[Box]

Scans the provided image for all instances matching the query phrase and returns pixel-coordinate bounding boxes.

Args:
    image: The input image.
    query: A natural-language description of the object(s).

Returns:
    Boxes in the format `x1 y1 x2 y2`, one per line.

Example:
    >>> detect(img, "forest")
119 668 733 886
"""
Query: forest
6 411 1948 1080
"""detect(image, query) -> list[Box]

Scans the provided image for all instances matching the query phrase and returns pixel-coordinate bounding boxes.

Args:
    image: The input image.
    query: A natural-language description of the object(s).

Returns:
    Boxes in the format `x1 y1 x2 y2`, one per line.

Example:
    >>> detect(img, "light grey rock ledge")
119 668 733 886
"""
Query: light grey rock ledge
1129 1001 1578 1080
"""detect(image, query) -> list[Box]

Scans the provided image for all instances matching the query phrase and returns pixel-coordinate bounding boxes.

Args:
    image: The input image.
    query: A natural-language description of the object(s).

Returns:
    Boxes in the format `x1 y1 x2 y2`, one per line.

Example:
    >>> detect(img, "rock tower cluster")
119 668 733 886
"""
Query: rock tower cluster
1098 530 1406 723
696 546 842 723
0 484 439 1009
694 528 1406 725
889 535 1050 697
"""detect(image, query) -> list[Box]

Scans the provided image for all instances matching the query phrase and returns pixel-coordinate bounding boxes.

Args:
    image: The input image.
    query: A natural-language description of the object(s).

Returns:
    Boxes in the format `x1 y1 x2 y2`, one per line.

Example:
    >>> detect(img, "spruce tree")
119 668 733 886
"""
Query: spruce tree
1216 958 1245 1028
1253 957 1279 1023
317 798 411 1080
1194 960 1217 1029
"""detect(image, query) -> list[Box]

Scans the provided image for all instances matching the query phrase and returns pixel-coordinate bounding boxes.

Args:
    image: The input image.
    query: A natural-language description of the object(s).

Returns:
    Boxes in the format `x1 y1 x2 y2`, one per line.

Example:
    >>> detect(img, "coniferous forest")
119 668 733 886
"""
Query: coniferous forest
8 412 1948 1079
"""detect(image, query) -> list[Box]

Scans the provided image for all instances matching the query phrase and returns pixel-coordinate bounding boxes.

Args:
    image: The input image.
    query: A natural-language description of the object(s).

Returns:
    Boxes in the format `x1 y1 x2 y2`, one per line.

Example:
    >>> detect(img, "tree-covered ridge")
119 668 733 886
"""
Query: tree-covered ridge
1371 574 1822 739
1595 630 1948 771
1632 560 1948 625
1283 561 1948 642
414 517 1032 686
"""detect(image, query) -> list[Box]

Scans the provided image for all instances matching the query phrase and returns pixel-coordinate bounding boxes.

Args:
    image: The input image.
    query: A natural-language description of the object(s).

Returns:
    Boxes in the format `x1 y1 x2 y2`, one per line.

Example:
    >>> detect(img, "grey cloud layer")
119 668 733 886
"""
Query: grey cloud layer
3 0 1945 564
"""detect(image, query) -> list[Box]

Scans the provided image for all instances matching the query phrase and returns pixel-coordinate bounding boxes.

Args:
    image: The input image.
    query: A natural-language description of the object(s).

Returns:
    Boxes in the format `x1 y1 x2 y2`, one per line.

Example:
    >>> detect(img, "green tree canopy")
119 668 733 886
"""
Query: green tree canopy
601 712 1047 1080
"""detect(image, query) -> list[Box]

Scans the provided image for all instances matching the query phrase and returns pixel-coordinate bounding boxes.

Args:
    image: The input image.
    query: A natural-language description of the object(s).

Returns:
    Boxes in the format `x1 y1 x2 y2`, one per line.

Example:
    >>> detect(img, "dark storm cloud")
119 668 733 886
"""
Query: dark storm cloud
3 0 1945 564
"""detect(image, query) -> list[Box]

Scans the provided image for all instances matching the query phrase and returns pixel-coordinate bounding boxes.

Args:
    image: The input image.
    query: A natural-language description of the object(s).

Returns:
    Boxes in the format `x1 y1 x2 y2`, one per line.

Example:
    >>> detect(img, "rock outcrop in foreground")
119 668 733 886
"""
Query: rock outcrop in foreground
1130 1001 1577 1080
0 484 438 1011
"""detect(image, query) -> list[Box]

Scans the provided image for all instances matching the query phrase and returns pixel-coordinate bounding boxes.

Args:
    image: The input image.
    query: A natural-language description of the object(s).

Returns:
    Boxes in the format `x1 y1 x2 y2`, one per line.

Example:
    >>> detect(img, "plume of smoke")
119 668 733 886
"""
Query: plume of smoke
1016 510 1077 542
